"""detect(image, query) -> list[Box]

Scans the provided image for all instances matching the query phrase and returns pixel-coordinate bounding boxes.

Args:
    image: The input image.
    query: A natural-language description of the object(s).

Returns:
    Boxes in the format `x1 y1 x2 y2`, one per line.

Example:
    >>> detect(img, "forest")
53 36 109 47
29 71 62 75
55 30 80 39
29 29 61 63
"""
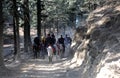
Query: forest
0 0 120 78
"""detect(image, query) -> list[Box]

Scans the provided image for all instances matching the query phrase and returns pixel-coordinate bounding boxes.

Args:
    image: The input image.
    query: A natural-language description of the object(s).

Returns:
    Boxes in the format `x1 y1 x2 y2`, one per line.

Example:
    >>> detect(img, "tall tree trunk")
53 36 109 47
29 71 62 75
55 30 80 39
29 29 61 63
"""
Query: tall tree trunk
44 23 46 36
24 0 29 52
0 0 6 70
13 0 20 60
54 18 58 37
69 13 76 28
24 0 32 53
37 0 41 38
13 17 17 55
28 25 32 52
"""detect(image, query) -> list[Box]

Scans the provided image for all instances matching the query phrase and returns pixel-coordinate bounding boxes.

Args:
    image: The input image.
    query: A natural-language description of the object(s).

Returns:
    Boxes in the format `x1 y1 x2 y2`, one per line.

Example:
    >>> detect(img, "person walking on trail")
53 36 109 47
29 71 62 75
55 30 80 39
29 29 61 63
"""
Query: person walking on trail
47 43 53 63
33 36 41 59
64 34 72 57
58 35 65 57
64 34 72 46
68 36 72 45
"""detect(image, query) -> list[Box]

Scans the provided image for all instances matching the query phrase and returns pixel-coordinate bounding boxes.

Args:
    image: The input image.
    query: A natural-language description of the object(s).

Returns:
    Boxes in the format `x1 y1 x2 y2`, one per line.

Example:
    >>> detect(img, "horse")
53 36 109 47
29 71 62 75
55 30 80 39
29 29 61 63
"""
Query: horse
33 43 41 59
54 43 64 59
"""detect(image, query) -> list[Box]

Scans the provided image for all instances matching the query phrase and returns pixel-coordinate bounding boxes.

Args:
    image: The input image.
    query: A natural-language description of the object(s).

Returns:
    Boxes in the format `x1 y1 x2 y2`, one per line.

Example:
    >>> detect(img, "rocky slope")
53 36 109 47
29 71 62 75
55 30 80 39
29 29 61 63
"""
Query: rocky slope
69 0 120 78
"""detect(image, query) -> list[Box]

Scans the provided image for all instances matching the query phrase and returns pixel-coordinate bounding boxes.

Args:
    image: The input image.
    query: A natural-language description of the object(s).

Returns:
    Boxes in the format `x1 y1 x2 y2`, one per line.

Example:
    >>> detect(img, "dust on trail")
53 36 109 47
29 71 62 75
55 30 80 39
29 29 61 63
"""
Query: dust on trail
2 56 75 78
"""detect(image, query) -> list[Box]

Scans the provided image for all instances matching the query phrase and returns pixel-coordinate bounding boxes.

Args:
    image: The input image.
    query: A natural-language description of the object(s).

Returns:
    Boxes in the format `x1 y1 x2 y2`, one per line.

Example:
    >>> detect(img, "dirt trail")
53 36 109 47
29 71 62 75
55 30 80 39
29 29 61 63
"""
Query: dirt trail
1 56 75 78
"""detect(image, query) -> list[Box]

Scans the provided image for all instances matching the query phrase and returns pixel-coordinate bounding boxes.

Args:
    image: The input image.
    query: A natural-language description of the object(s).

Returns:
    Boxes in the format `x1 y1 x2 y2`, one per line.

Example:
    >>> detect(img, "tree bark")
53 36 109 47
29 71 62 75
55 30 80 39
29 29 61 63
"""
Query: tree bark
24 0 29 53
13 0 20 60
24 0 32 53
37 0 41 38
0 0 6 70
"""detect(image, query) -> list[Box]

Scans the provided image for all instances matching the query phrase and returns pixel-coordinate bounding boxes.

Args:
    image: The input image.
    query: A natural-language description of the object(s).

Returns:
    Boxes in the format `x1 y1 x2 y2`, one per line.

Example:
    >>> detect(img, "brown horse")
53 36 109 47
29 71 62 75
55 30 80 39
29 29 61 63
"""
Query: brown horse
54 43 64 58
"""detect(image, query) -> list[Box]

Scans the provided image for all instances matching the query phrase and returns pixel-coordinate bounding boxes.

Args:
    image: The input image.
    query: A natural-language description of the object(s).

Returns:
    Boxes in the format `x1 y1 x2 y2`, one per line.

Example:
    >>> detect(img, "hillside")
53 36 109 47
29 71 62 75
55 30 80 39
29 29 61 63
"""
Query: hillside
69 0 120 78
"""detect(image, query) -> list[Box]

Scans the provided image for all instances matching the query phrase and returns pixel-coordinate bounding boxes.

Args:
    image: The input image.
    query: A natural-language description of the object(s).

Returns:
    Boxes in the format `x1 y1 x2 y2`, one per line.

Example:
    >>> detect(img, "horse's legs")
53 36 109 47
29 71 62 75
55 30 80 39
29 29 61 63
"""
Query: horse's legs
40 47 44 59
59 49 63 58
48 56 53 63
34 51 37 58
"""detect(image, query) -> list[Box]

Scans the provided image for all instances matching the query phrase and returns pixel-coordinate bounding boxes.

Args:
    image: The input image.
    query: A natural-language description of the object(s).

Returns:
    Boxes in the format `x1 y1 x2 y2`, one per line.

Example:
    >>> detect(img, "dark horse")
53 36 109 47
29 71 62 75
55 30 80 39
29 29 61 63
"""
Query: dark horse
33 44 40 58
33 37 41 59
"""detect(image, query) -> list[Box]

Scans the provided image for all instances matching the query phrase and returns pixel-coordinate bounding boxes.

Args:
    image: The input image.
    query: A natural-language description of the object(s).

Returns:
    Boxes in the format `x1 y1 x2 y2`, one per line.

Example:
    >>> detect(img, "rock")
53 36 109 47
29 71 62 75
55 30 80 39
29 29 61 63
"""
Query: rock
72 0 120 78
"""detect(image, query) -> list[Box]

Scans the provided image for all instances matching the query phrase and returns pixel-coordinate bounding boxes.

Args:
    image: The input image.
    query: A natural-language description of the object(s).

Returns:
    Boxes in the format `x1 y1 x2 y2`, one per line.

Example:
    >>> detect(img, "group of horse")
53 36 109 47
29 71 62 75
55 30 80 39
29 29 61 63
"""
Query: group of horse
33 42 64 59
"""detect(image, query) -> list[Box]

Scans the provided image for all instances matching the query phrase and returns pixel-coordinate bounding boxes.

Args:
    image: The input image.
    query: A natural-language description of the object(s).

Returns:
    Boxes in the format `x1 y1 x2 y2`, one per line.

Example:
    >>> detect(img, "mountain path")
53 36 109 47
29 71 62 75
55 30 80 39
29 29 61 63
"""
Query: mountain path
2 56 74 78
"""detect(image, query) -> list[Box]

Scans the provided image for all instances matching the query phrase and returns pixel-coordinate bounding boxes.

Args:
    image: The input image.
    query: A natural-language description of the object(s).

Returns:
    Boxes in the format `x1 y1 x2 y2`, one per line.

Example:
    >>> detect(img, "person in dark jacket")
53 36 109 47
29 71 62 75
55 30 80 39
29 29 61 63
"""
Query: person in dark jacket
58 35 65 56
51 34 56 55
51 34 56 45
45 34 52 47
